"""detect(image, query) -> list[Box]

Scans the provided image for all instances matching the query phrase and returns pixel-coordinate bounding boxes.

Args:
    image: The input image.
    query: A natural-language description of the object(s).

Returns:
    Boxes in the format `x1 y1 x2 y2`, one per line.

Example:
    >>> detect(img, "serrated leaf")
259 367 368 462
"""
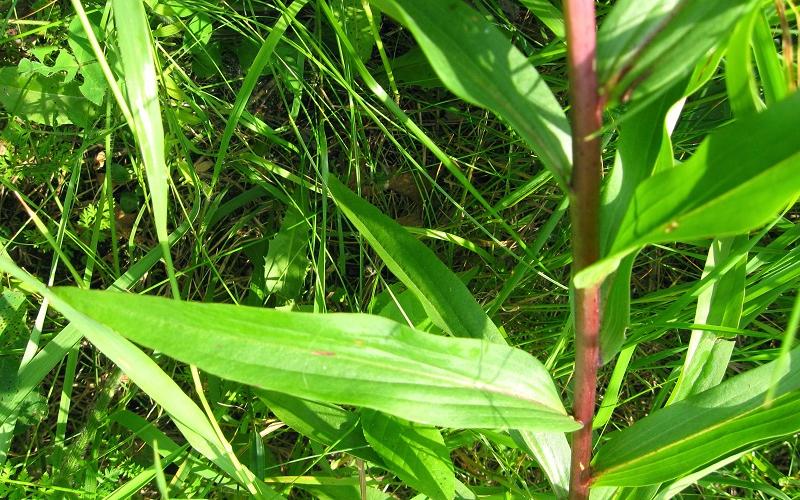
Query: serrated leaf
0 66 92 127
53 287 579 432
592 346 800 486
369 0 571 187
362 410 454 500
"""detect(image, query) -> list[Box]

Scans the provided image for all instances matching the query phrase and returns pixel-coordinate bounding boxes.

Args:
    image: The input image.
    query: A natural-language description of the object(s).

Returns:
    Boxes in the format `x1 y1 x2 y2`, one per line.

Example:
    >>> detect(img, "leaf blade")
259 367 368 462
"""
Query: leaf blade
592 346 800 486
54 287 579 432
370 0 571 186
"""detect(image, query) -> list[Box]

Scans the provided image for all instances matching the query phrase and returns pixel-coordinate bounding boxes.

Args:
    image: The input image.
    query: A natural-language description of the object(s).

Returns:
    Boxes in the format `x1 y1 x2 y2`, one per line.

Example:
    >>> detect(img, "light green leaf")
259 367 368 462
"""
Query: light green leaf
327 176 571 495
329 176 504 344
578 90 800 288
592 346 800 486
112 0 173 282
0 66 92 127
362 410 454 500
369 0 571 186
53 287 579 432
598 0 756 109
0 257 276 497
67 12 109 106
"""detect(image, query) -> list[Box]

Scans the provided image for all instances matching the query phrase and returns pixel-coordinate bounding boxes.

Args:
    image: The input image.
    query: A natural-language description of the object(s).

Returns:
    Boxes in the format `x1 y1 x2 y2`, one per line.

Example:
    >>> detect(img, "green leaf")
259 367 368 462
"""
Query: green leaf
517 0 564 39
598 0 757 109
0 66 92 127
327 176 571 495
578 90 800 288
369 0 571 187
0 257 276 497
667 237 746 404
264 203 310 303
330 0 378 62
67 12 109 106
112 0 170 244
53 287 579 432
329 176 504 344
592 346 800 486
257 390 382 464
361 410 454 500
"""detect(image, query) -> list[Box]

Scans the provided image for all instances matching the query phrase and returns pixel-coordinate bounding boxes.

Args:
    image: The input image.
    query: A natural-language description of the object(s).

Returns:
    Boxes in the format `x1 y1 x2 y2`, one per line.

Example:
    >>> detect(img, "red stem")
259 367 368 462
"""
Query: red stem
563 0 603 499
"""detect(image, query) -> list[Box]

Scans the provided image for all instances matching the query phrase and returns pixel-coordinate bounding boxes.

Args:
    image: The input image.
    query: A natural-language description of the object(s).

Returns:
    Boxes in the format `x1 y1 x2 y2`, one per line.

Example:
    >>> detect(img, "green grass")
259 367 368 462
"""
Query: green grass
0 0 798 498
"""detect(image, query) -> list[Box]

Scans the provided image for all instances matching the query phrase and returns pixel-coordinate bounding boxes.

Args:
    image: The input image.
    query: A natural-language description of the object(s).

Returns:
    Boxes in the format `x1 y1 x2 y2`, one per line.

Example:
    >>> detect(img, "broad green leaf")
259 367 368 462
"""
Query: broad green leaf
54 287 579 432
329 176 504 344
578 90 800 288
0 257 276 497
327 176 571 495
67 12 109 106
257 390 382 464
0 66 92 127
369 0 571 186
597 0 756 109
592 346 800 486
361 410 454 500
18 50 79 83
598 81 685 362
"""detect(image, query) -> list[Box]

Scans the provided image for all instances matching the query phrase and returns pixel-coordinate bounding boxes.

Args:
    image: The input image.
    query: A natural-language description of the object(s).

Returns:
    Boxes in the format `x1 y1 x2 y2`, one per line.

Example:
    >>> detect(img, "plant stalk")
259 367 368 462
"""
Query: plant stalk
564 0 603 498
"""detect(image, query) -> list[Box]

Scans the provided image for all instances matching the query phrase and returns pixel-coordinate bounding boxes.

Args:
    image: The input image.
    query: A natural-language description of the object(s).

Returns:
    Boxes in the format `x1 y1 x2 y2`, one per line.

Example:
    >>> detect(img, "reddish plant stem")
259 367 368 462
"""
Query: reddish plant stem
563 0 603 499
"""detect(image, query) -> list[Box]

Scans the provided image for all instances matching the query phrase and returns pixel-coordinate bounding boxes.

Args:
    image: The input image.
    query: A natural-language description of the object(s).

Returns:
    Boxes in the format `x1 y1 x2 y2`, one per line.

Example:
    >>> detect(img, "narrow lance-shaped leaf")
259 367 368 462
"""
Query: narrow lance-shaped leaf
597 0 757 109
112 0 169 242
328 176 504 344
327 176 571 497
361 409 455 500
369 0 571 187
0 257 276 497
577 89 800 288
592 346 800 486
54 287 580 432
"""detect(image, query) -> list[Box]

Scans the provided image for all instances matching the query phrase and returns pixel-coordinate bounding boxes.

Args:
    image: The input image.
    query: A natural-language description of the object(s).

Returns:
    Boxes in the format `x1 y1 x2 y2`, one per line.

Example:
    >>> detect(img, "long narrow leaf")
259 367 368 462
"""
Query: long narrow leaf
369 0 571 187
0 257 277 498
52 287 579 432
327 176 572 496
577 90 800 288
592 346 800 486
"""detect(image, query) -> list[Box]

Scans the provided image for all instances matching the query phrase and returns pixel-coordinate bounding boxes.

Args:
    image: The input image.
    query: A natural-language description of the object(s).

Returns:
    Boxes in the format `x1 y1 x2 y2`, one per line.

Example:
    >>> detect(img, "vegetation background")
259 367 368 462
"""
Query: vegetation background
0 0 798 498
